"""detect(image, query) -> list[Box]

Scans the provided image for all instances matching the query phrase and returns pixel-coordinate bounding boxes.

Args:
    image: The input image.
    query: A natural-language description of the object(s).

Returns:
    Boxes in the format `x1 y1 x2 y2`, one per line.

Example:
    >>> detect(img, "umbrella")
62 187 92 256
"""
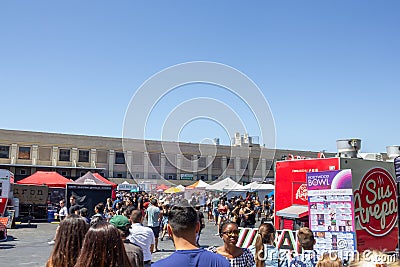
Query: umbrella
164 187 182 194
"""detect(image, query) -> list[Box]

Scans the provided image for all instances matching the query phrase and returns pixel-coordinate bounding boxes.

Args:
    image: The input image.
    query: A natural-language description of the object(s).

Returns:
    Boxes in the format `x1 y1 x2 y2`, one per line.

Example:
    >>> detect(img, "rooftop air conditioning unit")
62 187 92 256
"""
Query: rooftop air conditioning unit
336 139 361 158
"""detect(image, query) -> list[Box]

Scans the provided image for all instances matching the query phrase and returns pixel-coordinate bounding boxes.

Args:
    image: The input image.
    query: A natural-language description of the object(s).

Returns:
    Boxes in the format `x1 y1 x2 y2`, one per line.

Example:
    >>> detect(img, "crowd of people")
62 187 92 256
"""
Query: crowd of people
46 190 398 267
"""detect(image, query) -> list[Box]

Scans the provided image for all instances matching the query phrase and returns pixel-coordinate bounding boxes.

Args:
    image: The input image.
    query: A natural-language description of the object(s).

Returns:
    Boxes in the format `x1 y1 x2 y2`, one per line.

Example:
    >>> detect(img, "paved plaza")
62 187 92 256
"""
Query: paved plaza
0 219 231 266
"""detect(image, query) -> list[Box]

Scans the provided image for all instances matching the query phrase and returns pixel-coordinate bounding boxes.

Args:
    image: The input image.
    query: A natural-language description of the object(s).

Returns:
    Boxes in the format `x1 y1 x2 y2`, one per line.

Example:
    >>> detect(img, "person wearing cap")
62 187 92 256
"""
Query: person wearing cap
110 215 144 267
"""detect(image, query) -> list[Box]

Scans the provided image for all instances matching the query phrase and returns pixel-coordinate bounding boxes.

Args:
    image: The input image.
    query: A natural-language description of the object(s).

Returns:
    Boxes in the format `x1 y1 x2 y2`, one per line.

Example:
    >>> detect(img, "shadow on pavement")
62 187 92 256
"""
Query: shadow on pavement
0 235 18 250
15 224 38 229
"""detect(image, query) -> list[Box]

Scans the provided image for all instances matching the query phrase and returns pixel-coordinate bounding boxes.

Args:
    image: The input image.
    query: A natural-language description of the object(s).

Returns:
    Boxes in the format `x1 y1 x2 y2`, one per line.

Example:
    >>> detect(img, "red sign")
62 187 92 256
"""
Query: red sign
292 182 308 205
0 198 7 215
354 168 397 237
275 158 340 229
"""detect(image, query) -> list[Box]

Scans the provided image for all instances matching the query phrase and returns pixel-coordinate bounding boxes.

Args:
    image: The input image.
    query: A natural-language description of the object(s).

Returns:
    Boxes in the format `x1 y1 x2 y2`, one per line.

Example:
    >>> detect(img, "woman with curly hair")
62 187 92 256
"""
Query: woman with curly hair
74 221 133 267
46 214 89 267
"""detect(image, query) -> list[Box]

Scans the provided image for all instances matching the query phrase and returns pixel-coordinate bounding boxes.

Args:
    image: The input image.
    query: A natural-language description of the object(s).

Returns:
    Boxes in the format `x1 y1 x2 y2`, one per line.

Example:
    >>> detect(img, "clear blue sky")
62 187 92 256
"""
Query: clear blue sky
1 1 399 153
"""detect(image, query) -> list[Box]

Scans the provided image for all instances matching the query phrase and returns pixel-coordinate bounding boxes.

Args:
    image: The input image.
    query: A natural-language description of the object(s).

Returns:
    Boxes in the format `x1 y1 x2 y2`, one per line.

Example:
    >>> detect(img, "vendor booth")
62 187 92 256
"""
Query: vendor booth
117 181 139 192
208 177 247 199
243 182 274 199
66 172 112 217
184 180 208 201
275 155 398 253
208 177 245 191
16 171 71 220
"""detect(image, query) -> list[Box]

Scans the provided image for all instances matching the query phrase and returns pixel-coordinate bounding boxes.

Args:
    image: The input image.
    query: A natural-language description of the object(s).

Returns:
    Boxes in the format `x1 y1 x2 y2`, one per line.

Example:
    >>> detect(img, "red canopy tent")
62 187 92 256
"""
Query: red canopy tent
93 173 117 199
156 184 170 191
93 173 117 188
17 171 71 188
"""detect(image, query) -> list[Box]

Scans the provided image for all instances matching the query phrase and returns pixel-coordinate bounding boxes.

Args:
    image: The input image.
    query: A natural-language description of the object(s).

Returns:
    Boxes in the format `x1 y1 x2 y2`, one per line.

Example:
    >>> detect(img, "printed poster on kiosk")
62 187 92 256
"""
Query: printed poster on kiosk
307 169 356 258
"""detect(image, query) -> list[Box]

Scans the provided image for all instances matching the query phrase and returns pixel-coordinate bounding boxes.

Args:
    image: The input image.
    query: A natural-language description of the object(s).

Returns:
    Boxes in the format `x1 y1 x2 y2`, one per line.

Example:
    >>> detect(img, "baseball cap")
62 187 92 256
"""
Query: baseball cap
109 215 130 230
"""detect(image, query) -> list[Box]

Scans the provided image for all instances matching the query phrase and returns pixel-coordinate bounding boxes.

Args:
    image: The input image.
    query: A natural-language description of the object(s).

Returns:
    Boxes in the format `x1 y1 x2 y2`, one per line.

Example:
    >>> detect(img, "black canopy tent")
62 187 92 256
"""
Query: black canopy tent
66 172 112 217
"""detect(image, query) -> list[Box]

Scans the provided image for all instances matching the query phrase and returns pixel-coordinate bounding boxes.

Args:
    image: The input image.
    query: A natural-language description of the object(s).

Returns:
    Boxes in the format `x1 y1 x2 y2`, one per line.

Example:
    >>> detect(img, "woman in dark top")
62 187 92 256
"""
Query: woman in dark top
243 201 256 228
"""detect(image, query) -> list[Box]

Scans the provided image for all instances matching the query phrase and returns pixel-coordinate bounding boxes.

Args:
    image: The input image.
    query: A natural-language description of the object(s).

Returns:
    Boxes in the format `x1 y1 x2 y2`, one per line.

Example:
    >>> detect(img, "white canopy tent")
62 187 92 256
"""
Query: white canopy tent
244 182 274 191
184 180 209 204
175 184 185 191
208 177 246 191
243 181 274 199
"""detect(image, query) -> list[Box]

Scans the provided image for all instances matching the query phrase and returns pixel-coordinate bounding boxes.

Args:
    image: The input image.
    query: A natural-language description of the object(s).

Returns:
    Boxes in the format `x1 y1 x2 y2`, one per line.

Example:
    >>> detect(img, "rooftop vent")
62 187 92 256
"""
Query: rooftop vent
336 139 361 158
386 146 400 160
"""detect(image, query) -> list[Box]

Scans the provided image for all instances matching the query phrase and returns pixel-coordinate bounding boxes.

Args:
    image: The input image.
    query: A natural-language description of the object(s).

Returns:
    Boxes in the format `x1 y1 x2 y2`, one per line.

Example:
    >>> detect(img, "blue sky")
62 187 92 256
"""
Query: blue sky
0 1 399 153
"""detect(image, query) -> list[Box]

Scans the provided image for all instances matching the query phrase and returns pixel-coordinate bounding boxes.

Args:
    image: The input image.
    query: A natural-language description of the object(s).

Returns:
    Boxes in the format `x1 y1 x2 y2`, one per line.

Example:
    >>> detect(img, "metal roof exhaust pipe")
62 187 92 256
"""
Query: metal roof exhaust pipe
386 145 400 160
336 139 361 158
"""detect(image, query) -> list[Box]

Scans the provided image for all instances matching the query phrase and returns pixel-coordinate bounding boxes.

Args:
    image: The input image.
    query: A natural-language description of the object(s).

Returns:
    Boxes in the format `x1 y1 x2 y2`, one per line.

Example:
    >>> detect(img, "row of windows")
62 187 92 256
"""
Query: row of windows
0 145 126 164
0 145 273 171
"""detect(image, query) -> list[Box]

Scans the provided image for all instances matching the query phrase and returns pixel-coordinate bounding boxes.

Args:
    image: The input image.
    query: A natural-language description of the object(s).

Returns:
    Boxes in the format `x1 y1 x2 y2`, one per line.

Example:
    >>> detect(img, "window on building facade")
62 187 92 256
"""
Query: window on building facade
149 153 160 167
151 174 157 179
18 146 31 160
200 175 207 181
0 146 10 158
115 152 125 164
240 159 249 169
227 157 234 168
20 169 27 175
97 150 108 163
212 157 221 169
133 152 144 165
39 147 51 161
59 149 71 161
198 157 207 168
78 150 89 162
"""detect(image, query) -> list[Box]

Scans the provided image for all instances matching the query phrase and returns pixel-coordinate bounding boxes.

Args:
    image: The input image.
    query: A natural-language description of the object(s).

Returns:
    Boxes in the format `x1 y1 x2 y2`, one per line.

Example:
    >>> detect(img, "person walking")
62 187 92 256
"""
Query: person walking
145 198 161 252
160 203 170 241
152 205 230 267
129 210 155 267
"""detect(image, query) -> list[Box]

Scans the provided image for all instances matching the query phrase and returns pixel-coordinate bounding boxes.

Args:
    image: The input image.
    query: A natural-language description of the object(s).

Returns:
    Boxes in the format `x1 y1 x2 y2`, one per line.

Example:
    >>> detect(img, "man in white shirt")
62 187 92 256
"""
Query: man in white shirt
129 210 155 267
56 200 68 221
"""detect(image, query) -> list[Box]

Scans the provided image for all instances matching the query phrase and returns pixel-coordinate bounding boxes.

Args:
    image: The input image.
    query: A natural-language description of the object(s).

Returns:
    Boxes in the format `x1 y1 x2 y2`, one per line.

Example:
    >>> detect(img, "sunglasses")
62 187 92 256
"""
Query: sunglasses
222 230 240 236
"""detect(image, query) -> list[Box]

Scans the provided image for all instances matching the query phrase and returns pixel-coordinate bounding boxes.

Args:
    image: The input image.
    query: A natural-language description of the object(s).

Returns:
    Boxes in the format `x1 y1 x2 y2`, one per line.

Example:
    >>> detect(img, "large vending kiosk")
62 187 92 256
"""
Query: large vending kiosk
275 156 398 252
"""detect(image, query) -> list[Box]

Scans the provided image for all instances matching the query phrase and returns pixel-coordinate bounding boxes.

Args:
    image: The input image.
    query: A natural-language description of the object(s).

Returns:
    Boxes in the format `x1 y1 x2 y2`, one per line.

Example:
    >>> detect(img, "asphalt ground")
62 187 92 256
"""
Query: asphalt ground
0 217 260 266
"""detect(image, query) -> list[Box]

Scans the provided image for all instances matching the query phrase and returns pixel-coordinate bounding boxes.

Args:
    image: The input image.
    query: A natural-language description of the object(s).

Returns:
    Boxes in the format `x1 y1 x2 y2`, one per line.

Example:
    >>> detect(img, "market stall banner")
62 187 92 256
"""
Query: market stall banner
13 184 49 205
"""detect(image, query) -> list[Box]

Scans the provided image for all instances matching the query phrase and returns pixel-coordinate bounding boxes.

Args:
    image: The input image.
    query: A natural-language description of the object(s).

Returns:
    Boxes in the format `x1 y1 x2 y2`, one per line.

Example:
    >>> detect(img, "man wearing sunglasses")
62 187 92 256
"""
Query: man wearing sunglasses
152 205 230 267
